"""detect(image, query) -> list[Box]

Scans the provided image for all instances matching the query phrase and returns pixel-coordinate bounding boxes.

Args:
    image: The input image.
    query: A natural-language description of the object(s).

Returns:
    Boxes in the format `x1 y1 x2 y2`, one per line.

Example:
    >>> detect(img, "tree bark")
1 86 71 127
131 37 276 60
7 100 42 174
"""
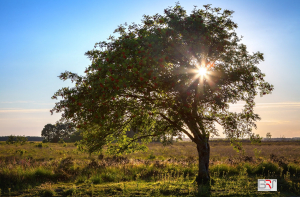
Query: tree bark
195 139 210 186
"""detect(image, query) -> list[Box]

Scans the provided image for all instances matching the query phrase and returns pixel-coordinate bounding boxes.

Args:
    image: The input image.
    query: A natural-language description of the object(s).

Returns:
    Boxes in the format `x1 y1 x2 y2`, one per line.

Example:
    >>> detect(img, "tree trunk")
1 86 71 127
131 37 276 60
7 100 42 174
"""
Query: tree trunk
195 139 210 186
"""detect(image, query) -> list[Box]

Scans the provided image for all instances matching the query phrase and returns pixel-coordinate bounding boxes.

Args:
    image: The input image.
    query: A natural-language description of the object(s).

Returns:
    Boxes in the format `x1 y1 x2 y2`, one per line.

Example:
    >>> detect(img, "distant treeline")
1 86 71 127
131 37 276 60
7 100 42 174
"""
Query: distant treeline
0 136 44 142
1 135 299 142
179 137 300 142
208 138 300 142
261 137 300 141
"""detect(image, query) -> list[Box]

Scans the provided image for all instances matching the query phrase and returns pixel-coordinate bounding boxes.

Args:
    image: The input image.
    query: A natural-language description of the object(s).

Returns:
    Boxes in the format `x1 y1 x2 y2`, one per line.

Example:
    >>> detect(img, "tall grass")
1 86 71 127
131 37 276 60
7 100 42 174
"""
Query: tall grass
0 141 299 196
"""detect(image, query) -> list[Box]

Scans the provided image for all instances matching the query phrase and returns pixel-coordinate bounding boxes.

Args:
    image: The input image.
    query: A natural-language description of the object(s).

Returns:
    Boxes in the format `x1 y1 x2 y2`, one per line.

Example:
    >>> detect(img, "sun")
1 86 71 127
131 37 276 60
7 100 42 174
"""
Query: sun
198 67 207 76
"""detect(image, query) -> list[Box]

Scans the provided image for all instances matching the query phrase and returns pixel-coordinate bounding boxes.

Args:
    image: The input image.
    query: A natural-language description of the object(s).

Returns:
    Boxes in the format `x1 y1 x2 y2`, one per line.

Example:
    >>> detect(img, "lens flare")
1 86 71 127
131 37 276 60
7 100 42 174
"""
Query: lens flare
198 67 207 76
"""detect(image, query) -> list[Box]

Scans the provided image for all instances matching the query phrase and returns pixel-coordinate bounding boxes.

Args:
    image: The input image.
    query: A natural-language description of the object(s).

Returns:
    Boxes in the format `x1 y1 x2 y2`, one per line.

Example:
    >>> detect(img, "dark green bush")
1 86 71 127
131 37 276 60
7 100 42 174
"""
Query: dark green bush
36 143 43 148
39 189 56 197
91 175 102 184
254 161 280 175
148 152 156 160
15 149 27 156
6 135 28 145
58 138 65 144
63 187 77 196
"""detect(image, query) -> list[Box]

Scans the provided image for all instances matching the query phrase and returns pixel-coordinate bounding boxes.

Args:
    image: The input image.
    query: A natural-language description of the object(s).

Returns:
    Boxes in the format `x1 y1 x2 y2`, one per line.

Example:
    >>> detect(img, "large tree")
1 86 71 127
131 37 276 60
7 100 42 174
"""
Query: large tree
50 4 273 185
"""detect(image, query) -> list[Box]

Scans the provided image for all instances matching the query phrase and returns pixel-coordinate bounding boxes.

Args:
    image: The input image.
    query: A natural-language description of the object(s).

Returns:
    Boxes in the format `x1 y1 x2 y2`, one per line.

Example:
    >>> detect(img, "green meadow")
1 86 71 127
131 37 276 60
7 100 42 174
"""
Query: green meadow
0 140 299 196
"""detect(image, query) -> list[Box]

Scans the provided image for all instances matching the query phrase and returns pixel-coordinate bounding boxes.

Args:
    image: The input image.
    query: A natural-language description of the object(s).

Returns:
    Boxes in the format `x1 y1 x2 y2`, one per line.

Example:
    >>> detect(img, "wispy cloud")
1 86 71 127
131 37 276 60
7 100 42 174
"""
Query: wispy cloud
0 101 35 104
35 103 56 105
229 102 300 108
259 120 291 124
0 101 55 105
255 102 300 108
0 109 52 113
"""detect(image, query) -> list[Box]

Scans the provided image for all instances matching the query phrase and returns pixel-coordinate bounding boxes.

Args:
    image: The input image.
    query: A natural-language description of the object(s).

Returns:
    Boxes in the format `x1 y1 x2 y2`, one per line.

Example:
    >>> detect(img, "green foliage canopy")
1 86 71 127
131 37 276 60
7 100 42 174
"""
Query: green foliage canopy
51 4 273 155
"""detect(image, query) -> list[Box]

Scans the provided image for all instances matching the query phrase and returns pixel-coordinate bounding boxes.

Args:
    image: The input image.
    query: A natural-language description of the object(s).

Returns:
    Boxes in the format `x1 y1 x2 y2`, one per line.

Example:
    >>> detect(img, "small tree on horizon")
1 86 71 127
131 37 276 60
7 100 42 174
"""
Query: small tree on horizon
54 122 76 141
266 132 272 140
6 135 16 144
41 124 56 142
50 3 274 186
6 135 28 144
41 122 76 142
68 128 84 142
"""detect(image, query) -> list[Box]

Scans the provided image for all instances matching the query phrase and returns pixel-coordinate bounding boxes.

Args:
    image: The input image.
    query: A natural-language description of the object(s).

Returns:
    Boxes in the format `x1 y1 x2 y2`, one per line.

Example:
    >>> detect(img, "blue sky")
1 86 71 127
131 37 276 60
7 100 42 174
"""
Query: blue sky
0 0 299 138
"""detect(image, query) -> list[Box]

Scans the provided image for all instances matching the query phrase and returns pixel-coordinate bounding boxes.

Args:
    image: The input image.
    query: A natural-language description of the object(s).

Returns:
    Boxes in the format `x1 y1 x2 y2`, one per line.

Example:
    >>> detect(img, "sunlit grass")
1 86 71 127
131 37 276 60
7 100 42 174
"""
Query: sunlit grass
0 141 299 196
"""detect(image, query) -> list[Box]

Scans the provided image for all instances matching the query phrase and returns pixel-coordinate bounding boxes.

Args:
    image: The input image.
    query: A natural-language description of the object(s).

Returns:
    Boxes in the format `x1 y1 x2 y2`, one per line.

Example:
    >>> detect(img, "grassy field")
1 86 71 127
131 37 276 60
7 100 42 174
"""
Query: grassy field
0 140 299 196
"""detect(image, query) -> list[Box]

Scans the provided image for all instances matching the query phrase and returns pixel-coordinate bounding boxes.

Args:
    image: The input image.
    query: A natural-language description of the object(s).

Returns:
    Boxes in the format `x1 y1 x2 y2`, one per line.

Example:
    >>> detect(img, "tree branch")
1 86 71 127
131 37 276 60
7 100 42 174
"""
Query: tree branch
158 112 196 143
116 134 157 154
